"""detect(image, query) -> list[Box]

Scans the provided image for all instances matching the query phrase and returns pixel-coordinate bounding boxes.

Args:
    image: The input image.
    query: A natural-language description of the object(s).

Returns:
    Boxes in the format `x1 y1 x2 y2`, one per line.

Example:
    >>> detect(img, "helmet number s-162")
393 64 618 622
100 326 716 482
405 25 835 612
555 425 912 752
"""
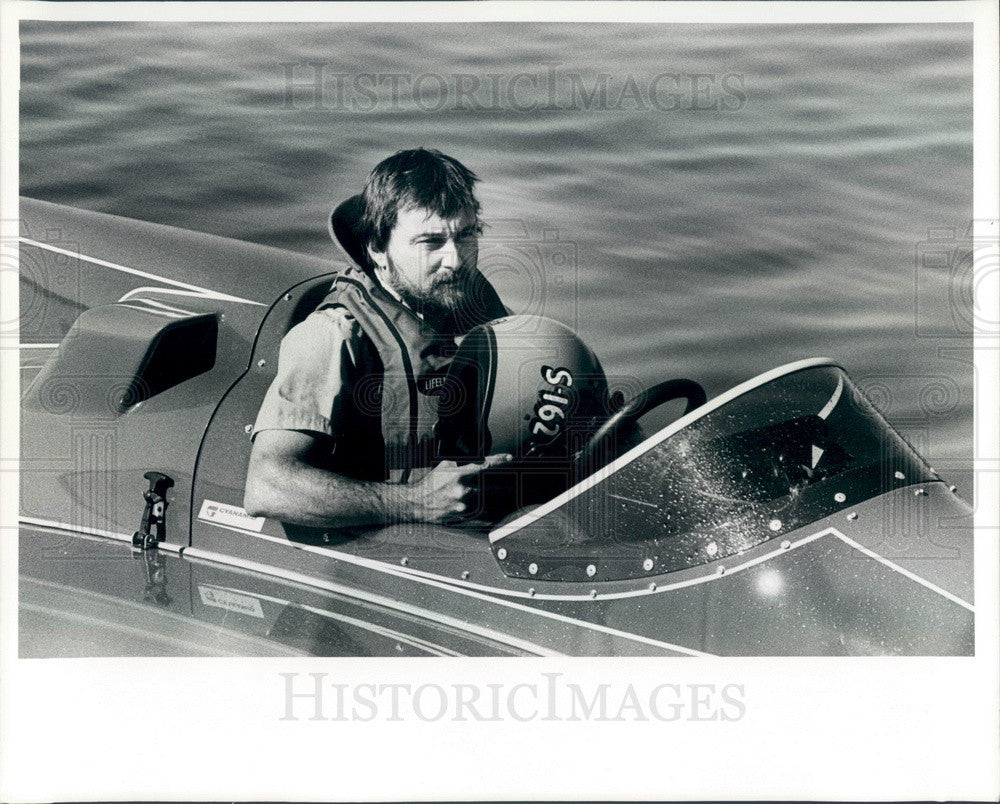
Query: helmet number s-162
530 365 574 442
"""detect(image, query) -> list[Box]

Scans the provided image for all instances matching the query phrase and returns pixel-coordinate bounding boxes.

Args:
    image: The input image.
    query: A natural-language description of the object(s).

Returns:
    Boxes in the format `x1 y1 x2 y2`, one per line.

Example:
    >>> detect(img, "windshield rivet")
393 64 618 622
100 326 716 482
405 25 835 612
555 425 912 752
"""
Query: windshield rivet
586 564 597 577
528 562 538 575
949 485 957 493
461 570 470 580
528 588 536 596
642 558 654 571
244 424 253 434
914 488 927 496
716 566 726 575
768 519 782 531
648 582 657 591
706 541 719 556
846 512 859 521
400 556 409 566
257 359 267 368
589 589 598 598
834 492 846 503
894 470 906 480
284 293 292 301
780 539 791 550
497 548 508 560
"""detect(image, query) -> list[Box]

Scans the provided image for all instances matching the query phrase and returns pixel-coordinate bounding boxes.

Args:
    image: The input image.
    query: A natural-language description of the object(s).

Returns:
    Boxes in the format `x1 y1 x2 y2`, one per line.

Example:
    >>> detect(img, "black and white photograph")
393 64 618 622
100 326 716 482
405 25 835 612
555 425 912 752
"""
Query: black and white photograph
2 1 998 801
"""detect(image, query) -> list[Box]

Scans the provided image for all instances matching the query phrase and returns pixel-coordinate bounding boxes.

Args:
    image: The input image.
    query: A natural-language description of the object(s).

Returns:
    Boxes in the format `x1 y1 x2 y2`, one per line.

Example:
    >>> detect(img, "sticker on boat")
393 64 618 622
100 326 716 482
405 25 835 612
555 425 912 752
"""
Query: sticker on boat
198 499 266 532
197 585 265 618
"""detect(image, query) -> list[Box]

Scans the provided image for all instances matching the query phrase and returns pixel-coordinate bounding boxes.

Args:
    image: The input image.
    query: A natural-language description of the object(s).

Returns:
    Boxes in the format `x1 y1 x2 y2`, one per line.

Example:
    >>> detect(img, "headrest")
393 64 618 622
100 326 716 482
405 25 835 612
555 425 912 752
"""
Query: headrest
329 194 371 269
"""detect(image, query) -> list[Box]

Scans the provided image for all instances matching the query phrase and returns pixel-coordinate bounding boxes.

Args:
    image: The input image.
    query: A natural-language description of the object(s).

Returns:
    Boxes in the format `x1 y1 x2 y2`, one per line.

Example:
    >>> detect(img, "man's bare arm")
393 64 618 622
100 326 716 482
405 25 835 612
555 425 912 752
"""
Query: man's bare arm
244 429 509 528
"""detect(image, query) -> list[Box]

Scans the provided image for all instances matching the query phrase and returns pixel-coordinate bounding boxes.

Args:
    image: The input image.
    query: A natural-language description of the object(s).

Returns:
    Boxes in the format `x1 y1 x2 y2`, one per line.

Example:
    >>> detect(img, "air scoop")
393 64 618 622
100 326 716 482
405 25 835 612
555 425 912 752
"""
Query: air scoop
23 301 218 418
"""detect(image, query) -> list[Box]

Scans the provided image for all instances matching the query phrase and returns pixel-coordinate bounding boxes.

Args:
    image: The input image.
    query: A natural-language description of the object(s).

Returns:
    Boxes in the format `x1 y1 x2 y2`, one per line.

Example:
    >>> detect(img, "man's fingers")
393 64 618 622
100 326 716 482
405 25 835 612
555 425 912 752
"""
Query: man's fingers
453 453 512 478
481 452 514 468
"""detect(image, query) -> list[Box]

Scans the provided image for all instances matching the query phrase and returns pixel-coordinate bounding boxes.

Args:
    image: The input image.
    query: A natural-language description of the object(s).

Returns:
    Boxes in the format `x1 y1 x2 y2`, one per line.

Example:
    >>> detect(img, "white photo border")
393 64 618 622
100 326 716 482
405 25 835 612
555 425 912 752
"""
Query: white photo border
1 2 997 801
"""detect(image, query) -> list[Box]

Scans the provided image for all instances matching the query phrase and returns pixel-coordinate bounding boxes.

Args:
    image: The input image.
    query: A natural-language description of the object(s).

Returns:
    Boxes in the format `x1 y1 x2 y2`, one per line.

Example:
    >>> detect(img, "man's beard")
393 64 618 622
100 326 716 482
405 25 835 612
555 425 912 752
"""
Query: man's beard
383 266 479 333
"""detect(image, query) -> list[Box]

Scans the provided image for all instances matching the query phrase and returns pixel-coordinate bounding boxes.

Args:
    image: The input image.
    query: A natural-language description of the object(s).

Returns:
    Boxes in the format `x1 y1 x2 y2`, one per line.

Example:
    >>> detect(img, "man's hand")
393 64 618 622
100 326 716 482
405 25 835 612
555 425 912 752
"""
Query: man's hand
246 430 514 528
407 453 513 524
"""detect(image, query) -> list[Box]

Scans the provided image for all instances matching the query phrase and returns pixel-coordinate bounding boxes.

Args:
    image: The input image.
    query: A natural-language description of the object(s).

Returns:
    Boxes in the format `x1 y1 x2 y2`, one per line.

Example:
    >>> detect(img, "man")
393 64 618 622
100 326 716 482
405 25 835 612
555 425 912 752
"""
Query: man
244 149 511 529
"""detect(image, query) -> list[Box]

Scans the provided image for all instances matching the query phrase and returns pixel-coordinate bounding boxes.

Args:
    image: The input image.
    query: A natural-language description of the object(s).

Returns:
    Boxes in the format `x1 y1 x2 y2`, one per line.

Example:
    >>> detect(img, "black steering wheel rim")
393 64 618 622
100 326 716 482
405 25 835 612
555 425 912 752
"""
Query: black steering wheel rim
577 378 707 468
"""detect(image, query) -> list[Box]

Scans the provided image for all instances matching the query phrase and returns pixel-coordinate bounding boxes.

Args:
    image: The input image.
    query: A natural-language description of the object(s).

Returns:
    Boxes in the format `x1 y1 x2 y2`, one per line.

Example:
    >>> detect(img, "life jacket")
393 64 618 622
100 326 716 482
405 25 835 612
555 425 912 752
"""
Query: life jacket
322 196 507 483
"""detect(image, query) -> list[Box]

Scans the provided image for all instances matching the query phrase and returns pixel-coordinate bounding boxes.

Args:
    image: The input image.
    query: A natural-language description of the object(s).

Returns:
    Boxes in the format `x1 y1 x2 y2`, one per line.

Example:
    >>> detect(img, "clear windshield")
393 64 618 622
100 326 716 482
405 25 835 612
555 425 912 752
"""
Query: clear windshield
491 364 937 582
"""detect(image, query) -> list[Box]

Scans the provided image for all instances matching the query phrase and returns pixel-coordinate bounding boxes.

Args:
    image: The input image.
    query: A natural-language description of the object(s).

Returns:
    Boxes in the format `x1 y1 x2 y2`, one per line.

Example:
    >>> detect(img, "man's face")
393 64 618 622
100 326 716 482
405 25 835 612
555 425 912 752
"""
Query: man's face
367 205 481 323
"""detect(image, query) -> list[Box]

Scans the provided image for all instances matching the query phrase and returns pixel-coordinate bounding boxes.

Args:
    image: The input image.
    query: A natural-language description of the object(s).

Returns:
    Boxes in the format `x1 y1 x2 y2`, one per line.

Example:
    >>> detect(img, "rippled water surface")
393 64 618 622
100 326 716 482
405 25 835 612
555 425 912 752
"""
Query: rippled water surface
20 22 974 488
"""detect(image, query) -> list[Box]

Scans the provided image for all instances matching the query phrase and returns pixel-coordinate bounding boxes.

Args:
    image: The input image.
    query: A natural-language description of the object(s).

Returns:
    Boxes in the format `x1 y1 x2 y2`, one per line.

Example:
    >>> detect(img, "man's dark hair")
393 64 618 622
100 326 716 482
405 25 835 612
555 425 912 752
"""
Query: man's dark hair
362 148 481 253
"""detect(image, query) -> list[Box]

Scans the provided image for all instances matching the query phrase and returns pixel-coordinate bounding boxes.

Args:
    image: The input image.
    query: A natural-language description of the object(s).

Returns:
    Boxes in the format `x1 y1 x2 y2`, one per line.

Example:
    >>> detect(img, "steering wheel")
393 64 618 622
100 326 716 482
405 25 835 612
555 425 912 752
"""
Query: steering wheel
577 378 707 468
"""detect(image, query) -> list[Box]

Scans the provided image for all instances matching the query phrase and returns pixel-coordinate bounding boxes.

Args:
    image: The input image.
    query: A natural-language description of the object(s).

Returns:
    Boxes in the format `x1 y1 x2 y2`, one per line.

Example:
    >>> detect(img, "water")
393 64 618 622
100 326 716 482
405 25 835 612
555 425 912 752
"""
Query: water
19 22 974 491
